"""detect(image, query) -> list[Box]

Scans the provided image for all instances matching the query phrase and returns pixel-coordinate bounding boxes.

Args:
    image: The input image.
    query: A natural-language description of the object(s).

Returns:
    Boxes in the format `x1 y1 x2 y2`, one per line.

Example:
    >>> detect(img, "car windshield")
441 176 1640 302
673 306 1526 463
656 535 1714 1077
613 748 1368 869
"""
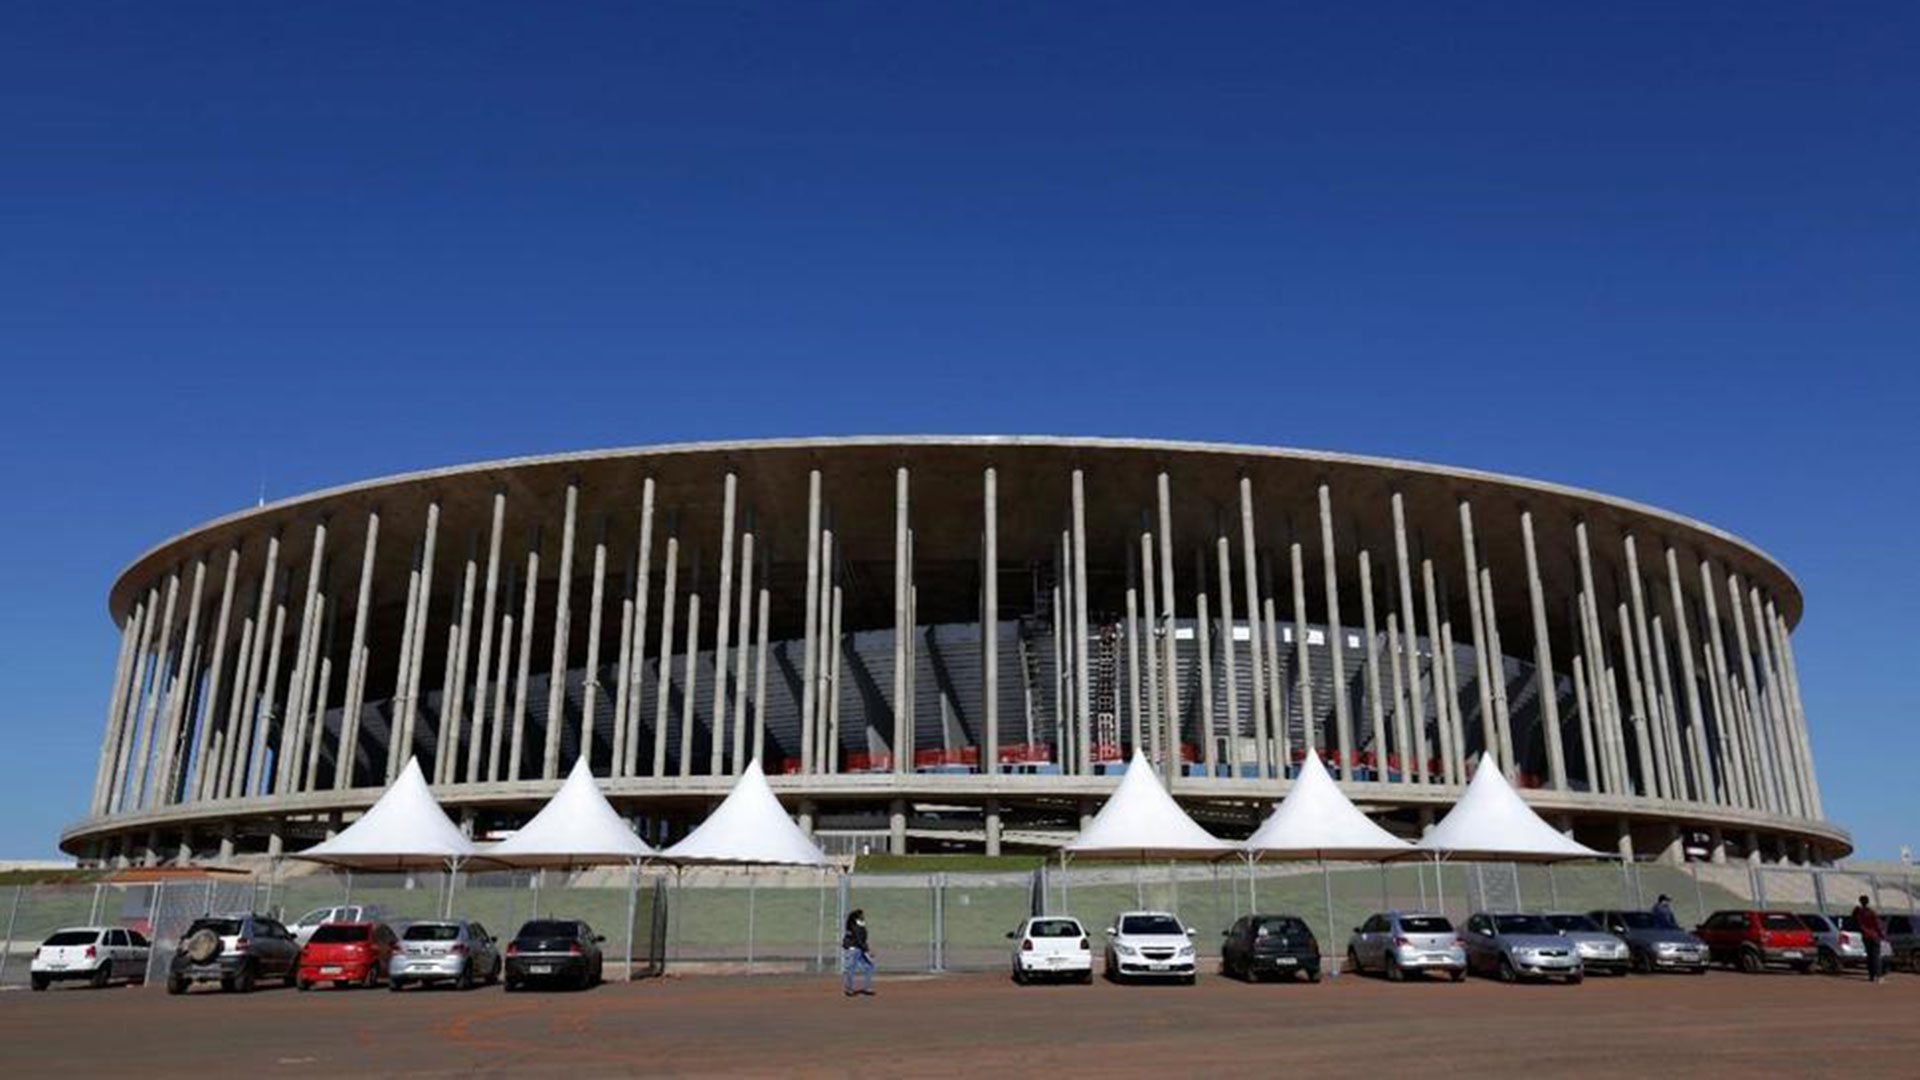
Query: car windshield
1255 918 1308 938
1761 913 1803 931
1492 915 1555 935
1120 915 1183 935
44 930 99 946
1027 919 1082 938
518 921 579 939
310 924 371 943
1399 916 1453 934
1612 912 1658 930
295 909 332 926
187 919 242 937
1836 915 1861 932
1799 915 1831 932
1545 915 1603 933
404 924 462 942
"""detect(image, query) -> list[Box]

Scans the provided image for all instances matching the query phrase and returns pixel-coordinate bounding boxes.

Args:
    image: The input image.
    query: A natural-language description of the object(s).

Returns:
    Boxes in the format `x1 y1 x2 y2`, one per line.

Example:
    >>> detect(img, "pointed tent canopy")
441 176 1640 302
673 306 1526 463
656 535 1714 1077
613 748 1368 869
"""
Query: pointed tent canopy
1416 754 1603 862
1244 750 1415 861
294 758 479 870
1063 751 1236 860
661 759 832 867
483 756 655 868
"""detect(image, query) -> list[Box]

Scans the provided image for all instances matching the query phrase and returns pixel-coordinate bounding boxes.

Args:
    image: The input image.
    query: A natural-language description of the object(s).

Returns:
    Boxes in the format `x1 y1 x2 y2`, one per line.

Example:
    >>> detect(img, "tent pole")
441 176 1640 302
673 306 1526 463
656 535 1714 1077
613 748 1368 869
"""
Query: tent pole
1321 854 1335 974
624 859 638 982
1433 853 1444 916
1379 862 1389 912
1249 852 1259 911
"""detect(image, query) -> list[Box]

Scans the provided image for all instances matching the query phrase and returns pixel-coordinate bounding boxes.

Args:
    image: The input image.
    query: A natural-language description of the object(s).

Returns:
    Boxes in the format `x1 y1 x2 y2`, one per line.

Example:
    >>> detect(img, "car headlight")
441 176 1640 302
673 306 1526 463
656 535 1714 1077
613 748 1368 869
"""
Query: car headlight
1115 944 1137 956
1177 946 1194 958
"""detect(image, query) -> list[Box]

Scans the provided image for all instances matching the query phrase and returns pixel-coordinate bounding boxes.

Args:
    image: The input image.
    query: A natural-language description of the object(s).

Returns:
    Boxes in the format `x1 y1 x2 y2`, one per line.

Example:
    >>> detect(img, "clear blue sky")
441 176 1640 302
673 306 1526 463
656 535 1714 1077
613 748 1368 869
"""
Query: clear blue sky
2 2 1914 859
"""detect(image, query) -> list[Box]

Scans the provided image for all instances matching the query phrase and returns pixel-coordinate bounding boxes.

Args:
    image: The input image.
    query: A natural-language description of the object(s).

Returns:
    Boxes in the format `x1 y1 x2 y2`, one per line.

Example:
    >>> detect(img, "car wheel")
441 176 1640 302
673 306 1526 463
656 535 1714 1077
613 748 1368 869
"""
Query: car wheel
1738 948 1764 975
1011 967 1026 986
1303 968 1320 984
232 964 256 994
1079 971 1093 985
1908 953 1920 976
455 961 473 992
1817 949 1840 976
1498 956 1518 984
504 979 519 993
389 977 405 992
1386 955 1405 983
1794 962 1814 975
31 973 50 992
1449 969 1465 983
283 966 298 989
1567 973 1583 986
1183 974 1196 986
167 975 189 995
91 964 112 989
297 978 311 992
1346 948 1362 978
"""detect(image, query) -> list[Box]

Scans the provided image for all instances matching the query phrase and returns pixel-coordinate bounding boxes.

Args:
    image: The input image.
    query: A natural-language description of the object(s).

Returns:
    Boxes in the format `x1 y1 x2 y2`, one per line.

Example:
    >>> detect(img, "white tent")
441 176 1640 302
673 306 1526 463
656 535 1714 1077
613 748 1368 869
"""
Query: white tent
295 757 478 871
1245 750 1413 861
1063 750 1235 860
1416 753 1602 862
660 759 832 867
483 756 654 869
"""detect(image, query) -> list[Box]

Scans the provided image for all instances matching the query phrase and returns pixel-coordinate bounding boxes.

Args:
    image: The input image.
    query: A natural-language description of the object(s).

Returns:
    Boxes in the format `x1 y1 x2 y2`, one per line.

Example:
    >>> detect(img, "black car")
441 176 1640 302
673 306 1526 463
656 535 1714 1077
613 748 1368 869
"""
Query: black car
505 919 605 991
1220 914 1320 982
166 913 301 994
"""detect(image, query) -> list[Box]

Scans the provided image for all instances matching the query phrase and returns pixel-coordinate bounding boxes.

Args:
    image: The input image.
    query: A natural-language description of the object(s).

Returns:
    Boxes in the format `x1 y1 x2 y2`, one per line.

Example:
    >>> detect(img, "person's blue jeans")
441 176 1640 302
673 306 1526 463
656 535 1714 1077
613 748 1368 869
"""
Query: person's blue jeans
843 947 875 994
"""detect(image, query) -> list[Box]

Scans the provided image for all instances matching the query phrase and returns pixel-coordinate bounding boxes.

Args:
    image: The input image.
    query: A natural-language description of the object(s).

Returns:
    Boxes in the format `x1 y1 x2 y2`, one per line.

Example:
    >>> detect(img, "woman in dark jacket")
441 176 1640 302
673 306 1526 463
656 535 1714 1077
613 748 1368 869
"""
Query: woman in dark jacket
842 909 875 996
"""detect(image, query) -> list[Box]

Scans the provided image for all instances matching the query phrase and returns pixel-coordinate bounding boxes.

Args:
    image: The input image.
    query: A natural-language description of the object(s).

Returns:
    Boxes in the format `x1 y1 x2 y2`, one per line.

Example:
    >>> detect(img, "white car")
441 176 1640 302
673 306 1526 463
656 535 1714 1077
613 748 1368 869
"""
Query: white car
31 926 151 991
1104 910 1197 983
289 904 389 946
1008 916 1094 984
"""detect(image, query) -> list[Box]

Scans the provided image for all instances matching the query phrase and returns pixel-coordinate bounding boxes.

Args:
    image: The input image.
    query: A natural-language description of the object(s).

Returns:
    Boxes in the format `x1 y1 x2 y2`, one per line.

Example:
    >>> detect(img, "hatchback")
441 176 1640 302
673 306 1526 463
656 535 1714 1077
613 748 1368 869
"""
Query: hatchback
1588 910 1709 974
1462 912 1582 984
1103 911 1197 983
1542 913 1630 976
298 921 398 990
167 913 300 994
30 927 150 991
1694 910 1815 973
1885 914 1920 974
1346 911 1466 981
390 920 503 991
505 919 605 991
1220 914 1319 982
1007 916 1093 984
1797 913 1867 975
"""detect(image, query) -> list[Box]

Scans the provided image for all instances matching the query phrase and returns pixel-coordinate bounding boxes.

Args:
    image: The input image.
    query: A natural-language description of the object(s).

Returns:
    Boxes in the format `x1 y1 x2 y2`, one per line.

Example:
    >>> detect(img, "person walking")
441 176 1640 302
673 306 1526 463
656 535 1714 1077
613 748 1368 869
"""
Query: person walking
1852 895 1887 983
842 908 875 997
1652 894 1678 929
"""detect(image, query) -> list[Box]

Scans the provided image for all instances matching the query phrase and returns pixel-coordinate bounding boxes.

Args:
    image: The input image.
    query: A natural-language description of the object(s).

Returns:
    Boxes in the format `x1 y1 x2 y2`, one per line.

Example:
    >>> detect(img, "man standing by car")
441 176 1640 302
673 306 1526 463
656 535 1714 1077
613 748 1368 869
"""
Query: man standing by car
1652 895 1678 929
842 909 875 997
1851 896 1886 983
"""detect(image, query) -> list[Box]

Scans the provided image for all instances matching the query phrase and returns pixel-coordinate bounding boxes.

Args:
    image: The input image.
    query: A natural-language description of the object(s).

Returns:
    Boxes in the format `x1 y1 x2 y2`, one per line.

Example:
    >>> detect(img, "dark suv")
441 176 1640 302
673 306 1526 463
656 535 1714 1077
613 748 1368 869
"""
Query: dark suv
167 913 301 994
1220 914 1320 982
1694 910 1815 974
505 919 605 991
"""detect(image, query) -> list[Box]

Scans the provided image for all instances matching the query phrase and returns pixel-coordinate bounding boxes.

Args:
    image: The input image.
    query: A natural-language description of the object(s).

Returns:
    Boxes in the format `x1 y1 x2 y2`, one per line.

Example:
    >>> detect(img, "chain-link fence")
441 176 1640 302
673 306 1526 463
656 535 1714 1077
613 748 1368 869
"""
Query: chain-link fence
5 860 1917 989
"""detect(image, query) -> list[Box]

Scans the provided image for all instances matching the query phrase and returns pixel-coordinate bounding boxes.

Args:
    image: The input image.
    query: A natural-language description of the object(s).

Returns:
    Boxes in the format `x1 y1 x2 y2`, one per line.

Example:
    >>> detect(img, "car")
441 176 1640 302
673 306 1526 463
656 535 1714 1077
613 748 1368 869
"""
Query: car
288 904 390 947
297 921 399 990
390 919 503 991
504 919 605 991
1588 909 1709 973
29 927 150 991
166 913 301 994
1694 910 1816 974
1796 913 1868 975
1007 916 1094 984
1346 911 1466 982
1103 911 1198 983
1220 914 1319 982
1461 912 1583 984
1884 913 1920 974
1541 913 1630 975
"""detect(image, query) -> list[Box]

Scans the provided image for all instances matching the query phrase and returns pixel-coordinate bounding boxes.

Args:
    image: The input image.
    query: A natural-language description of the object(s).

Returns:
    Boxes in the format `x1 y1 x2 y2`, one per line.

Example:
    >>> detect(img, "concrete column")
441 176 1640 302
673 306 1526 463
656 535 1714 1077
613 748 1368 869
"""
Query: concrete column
400 502 441 774
462 496 504 786
439 548 477 784
1217 535 1242 778
752 587 771 764
187 547 241 802
1478 567 1515 777
387 547 423 781
507 534 541 782
1649 614 1688 800
302 647 335 791
983 467 999 775
1698 559 1750 808
799 471 825 774
156 557 209 805
1615 602 1657 797
1319 485 1352 778
678 592 701 777
650 537 680 777
489 611 513 782
1749 587 1800 817
1456 502 1497 771
1570 652 1598 790
624 479 656 778
248 597 289 796
1519 512 1566 790
229 537 279 797
1572 524 1617 795
1071 470 1092 777
1288 540 1312 762
335 514 380 789
1385 612 1410 782
1357 549 1384 781
1663 547 1712 804
1419 559 1455 784
1760 604 1807 815
1623 537 1674 799
1657 825 1685 866
612 553 634 778
1265 597 1287 774
1616 820 1635 861
1708 826 1727 864
711 473 737 776
828 583 844 772
214 612 253 800
892 468 910 775
816 529 835 771
1156 473 1179 785
1140 531 1161 762
574 521 608 773
1724 576 1777 813
129 571 182 809
1195 591 1215 774
91 603 142 814
542 482 579 780
1053 542 1068 769
281 524 327 795
731 531 756 773
1125 587 1141 758
889 799 907 855
1390 494 1426 785
1772 610 1822 816
984 798 1002 857
1435 577 1468 785
1239 478 1269 780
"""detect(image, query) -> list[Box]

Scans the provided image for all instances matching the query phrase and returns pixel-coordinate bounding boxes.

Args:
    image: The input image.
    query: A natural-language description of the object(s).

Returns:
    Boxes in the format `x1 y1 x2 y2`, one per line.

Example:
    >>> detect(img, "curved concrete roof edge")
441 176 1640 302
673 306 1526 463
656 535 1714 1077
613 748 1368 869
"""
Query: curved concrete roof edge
109 434 1803 618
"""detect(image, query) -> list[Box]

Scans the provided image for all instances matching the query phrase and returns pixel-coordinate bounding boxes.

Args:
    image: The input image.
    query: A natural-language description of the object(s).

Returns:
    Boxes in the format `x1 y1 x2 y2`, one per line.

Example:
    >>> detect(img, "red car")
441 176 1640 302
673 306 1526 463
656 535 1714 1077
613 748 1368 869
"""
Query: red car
297 922 399 990
1694 910 1816 974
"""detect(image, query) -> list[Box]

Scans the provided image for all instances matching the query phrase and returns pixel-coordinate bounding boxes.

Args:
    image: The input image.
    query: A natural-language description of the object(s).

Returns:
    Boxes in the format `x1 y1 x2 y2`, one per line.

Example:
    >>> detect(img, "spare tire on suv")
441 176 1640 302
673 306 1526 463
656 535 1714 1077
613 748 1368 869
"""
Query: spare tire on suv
185 928 222 964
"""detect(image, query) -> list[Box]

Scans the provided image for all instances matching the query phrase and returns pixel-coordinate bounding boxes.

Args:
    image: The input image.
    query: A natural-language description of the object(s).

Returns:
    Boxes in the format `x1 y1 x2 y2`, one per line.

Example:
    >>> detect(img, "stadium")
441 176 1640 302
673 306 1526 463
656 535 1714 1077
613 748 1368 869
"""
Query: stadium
63 437 1849 865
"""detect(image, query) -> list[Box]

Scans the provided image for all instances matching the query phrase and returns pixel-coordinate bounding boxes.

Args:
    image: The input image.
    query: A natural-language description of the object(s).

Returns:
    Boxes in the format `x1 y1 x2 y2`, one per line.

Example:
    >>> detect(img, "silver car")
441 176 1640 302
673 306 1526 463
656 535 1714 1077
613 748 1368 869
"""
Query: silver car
1462 912 1583 984
1346 911 1466 981
1798 913 1868 975
388 920 502 991
1542 913 1630 976
1588 909 1709 973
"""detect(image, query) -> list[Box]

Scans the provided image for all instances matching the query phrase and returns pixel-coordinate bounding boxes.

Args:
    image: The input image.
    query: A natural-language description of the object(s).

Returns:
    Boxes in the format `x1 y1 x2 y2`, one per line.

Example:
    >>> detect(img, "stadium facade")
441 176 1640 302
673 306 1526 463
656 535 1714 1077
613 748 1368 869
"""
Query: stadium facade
64 437 1849 864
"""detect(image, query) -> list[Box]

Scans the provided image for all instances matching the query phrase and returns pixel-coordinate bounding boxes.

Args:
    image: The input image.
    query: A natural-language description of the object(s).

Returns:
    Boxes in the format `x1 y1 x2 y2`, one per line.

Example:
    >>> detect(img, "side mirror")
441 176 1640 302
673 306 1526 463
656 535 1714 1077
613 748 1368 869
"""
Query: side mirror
1220 929 1230 937
595 935 607 944
1005 931 1017 940
1351 927 1362 934
1186 928 1196 938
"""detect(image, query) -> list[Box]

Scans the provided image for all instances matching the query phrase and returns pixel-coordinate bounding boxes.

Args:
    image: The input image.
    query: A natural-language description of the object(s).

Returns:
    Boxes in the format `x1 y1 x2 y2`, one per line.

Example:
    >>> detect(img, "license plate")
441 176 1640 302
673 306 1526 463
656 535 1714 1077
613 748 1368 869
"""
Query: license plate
1273 957 1296 966
321 966 342 974
1148 962 1170 970
1781 951 1802 959
530 964 553 974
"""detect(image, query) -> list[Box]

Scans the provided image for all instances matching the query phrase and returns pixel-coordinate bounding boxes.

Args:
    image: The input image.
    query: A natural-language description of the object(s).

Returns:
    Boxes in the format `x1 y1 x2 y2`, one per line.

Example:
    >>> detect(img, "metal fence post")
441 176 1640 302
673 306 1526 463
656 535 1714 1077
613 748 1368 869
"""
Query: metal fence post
1812 868 1829 914
143 881 166 988
1510 863 1523 912
1546 865 1559 910
746 872 757 971
1689 861 1706 926
623 862 638 982
89 882 103 926
834 871 850 974
0 884 22 987
1754 867 1768 908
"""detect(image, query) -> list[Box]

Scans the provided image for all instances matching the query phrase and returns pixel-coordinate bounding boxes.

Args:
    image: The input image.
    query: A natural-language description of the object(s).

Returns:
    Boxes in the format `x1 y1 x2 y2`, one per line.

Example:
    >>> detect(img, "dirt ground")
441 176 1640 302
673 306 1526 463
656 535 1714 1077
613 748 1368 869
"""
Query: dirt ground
2 966 1915 1078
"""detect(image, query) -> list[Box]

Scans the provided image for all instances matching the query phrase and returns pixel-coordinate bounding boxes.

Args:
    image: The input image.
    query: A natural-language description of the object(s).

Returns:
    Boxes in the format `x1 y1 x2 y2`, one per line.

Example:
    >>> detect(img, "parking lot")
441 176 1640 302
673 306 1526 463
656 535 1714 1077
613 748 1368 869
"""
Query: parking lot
2 967 1915 1077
